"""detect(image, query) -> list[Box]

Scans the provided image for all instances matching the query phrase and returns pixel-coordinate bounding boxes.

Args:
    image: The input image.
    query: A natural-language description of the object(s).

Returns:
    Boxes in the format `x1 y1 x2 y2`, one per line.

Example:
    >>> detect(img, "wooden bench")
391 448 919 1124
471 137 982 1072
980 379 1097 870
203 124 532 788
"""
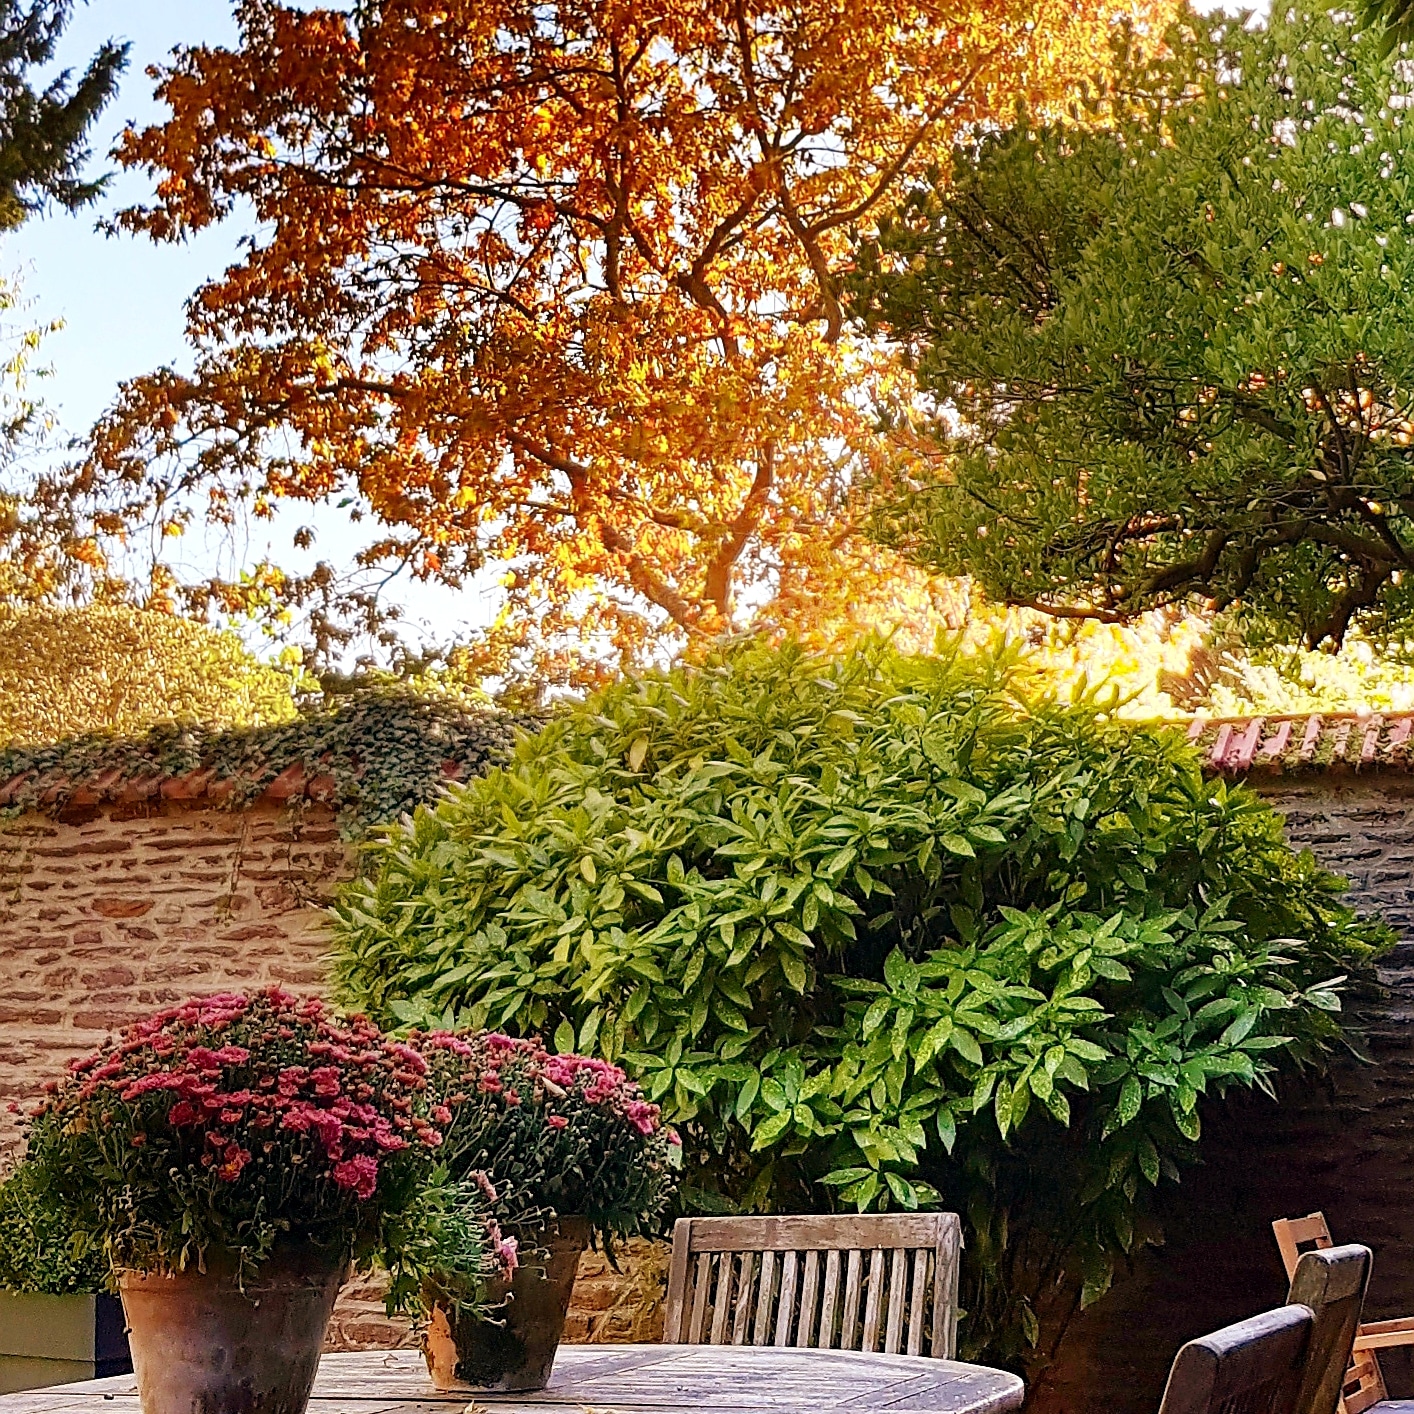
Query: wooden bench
663 1214 963 1359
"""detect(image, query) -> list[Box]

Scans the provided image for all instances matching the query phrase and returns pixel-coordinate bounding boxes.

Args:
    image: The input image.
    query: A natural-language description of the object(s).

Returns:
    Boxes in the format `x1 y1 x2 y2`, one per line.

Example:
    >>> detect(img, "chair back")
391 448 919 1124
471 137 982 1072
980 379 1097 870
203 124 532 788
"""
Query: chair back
1273 1213 1386 1413
1274 1213 1337 1277
662 1213 962 1357
1285 1245 1372 1414
1157 1305 1313 1414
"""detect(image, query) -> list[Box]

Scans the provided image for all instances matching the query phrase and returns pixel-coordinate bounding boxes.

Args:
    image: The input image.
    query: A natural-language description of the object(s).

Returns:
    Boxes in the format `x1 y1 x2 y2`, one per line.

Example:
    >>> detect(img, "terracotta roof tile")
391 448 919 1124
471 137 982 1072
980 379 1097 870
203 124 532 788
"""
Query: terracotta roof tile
1190 711 1414 774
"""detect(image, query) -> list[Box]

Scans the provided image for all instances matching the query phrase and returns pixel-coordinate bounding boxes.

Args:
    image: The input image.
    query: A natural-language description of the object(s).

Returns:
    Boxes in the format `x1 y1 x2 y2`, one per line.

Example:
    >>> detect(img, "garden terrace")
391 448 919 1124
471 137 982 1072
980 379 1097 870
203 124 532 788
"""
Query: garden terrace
5 698 1414 1408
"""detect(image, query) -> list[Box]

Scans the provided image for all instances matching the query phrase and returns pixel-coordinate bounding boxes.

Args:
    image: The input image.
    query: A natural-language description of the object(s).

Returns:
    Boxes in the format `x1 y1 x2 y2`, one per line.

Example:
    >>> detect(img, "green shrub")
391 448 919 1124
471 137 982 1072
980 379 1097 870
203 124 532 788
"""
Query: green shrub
0 1163 108 1294
333 639 1388 1364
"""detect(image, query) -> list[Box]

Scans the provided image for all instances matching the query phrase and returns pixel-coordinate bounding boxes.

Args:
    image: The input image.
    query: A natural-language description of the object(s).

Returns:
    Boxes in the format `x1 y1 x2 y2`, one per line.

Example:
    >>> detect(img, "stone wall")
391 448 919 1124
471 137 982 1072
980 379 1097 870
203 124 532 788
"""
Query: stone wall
11 776 1414 1404
0 802 346 1159
0 801 669 1357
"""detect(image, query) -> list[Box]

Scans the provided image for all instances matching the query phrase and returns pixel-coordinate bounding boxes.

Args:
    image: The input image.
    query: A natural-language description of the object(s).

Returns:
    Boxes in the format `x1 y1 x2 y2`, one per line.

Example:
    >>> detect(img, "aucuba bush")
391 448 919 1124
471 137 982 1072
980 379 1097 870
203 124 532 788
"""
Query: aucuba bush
333 639 1389 1362
413 1031 679 1243
18 988 501 1296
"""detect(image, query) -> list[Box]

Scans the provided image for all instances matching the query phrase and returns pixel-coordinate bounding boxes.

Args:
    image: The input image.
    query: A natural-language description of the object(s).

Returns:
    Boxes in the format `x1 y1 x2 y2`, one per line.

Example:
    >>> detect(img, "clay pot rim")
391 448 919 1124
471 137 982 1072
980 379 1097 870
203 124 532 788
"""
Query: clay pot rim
116 1242 351 1290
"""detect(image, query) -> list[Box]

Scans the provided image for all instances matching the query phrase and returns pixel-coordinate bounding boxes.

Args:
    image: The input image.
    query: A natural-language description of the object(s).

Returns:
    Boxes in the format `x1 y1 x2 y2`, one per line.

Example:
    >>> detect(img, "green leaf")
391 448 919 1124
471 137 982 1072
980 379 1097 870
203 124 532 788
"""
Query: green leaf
885 1172 919 1209
578 1008 602 1053
1220 1008 1259 1048
1108 1075 1142 1135
863 997 892 1038
735 1072 761 1122
751 1110 794 1150
936 1107 957 1154
1138 1136 1160 1187
950 1028 983 1066
780 953 808 993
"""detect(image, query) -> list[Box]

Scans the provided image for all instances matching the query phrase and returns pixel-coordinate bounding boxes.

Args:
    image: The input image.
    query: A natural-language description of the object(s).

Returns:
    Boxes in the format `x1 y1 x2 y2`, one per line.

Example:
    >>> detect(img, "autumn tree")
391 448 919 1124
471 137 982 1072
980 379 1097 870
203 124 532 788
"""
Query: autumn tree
75 0 1171 675
853 6 1414 653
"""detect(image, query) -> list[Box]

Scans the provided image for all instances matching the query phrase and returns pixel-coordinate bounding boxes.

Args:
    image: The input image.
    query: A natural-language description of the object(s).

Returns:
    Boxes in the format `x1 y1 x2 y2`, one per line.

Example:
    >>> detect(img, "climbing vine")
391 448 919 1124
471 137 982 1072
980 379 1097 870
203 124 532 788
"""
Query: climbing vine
0 690 529 834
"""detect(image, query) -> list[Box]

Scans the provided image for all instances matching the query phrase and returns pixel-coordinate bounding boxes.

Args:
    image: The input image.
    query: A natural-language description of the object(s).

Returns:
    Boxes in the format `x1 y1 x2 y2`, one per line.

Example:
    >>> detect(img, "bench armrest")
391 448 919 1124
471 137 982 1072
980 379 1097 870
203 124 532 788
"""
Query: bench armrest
1355 1316 1414 1352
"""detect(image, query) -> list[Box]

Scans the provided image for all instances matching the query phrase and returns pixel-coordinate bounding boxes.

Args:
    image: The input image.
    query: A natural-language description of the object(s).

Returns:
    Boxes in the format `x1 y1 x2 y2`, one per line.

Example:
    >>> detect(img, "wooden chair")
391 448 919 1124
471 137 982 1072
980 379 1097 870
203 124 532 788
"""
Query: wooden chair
662 1213 963 1358
1286 1245 1375 1414
1155 1305 1313 1414
1274 1213 1414 1413
1155 1247 1371 1414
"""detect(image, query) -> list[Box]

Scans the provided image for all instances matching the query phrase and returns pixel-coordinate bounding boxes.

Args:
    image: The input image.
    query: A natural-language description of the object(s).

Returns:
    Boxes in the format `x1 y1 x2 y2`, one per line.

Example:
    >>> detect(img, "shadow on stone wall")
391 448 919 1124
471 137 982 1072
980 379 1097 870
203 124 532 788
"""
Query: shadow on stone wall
1029 1014 1414 1413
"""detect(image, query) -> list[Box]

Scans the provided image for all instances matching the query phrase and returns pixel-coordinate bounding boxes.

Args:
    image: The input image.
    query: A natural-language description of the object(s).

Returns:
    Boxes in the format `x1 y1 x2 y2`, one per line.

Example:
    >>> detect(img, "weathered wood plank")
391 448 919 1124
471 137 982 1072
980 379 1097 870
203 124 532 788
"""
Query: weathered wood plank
862 1248 886 1353
710 1252 735 1346
678 1214 955 1253
884 1248 907 1355
775 1250 800 1348
931 1215 963 1360
664 1216 694 1342
754 1249 778 1346
819 1248 842 1351
799 1249 822 1347
688 1251 712 1344
731 1252 756 1346
842 1248 865 1351
907 1249 929 1357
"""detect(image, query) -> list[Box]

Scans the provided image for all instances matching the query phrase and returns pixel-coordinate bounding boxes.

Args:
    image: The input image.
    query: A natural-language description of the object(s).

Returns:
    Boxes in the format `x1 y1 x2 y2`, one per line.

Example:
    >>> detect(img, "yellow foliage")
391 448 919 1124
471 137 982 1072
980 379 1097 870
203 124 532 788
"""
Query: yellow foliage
764 547 1206 717
80 0 1176 675
0 605 298 747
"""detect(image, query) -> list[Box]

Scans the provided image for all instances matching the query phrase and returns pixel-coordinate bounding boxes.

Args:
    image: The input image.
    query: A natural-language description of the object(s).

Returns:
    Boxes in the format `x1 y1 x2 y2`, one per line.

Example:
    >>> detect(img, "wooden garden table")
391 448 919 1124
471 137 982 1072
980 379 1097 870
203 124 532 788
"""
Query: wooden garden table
0 1346 1024 1414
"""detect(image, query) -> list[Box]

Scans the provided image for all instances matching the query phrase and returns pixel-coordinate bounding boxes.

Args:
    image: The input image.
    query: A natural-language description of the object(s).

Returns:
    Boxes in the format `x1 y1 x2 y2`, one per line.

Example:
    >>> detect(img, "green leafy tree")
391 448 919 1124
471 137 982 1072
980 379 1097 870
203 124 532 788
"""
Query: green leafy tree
851 7 1414 653
332 640 1386 1371
0 2 125 229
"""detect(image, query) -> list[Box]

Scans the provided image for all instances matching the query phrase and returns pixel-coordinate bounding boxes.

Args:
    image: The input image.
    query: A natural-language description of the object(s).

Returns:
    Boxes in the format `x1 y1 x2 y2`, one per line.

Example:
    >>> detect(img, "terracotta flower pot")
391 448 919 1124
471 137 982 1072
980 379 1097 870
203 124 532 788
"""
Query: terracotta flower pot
422 1216 590 1392
118 1244 347 1414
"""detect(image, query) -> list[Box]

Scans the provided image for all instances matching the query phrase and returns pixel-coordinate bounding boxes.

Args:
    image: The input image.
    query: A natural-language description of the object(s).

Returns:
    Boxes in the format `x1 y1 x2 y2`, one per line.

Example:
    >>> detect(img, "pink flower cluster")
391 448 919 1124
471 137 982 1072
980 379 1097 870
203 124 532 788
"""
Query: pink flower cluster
42 988 440 1201
416 1030 668 1138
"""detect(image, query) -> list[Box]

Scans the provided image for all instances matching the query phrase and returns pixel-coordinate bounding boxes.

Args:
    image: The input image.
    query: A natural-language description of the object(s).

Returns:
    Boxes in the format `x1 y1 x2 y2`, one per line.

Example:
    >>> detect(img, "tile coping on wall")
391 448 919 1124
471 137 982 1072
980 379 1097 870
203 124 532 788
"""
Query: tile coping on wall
1186 713 1414 774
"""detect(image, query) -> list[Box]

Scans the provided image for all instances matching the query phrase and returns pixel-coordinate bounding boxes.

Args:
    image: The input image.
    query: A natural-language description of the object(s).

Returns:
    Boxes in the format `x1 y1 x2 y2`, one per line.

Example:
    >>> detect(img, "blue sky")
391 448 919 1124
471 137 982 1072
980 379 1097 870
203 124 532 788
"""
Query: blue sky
7 0 243 431
4 0 501 661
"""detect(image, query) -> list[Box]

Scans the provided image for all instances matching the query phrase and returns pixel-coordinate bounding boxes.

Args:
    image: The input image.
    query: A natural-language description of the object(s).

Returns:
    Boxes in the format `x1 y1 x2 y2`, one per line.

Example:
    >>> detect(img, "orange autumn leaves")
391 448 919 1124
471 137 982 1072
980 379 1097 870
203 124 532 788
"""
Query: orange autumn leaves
91 0 1174 672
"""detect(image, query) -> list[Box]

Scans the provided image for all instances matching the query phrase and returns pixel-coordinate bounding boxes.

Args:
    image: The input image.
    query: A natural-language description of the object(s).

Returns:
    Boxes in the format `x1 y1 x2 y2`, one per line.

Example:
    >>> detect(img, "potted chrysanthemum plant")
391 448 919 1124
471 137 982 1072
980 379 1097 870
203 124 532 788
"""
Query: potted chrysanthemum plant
17 990 506 1414
408 1031 680 1392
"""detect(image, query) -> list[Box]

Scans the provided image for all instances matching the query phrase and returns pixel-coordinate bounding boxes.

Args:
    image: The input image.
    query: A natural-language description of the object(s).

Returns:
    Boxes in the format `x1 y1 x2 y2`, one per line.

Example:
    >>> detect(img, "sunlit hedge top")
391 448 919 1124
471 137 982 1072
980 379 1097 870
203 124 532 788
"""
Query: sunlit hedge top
332 640 1387 1351
0 605 299 748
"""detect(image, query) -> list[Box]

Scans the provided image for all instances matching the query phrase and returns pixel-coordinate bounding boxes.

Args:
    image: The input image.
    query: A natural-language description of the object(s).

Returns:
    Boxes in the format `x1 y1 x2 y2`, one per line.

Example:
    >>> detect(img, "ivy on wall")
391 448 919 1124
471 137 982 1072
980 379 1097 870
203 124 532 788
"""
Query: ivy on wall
0 691 530 833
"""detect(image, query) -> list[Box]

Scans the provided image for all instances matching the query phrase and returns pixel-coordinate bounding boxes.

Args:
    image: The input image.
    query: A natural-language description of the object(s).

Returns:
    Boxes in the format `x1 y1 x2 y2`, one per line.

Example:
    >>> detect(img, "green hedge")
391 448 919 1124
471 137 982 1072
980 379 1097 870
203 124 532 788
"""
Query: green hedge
0 1164 108 1295
333 640 1388 1362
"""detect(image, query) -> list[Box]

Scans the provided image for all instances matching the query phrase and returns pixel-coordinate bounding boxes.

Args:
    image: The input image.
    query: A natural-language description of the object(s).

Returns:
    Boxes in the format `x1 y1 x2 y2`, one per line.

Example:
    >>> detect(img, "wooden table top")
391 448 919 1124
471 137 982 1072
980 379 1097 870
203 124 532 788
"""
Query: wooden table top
0 1346 1025 1414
